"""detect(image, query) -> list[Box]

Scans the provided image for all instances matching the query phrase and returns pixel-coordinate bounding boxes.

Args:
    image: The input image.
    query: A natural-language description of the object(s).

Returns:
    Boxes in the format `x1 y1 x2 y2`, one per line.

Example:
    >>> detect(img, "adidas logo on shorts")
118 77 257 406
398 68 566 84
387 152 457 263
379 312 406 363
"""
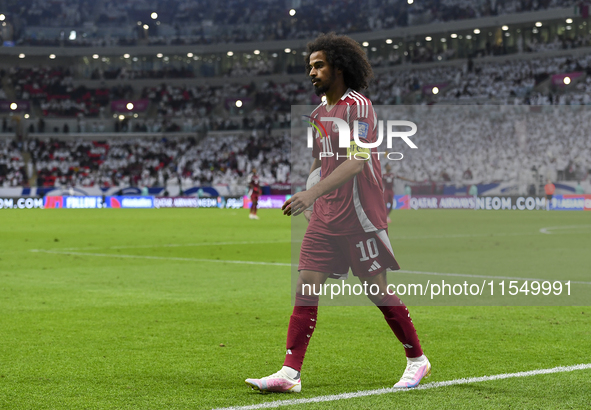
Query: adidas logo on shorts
368 261 382 272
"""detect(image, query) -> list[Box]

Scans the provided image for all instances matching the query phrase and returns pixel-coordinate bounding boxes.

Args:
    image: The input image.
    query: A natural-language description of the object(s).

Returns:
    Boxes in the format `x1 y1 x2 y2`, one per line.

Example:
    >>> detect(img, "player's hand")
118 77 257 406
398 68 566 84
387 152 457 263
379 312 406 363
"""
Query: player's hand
282 191 315 216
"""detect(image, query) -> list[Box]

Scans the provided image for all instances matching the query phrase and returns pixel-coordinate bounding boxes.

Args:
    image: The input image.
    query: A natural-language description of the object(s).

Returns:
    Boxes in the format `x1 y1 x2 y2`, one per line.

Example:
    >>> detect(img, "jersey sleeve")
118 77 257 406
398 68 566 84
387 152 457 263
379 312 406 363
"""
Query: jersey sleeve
346 101 376 159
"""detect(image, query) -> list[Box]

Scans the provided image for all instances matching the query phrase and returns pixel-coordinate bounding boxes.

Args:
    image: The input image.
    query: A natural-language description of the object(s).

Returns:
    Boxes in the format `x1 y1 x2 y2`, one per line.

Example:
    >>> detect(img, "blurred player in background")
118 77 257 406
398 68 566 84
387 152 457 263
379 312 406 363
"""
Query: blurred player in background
248 168 261 219
246 32 430 394
382 163 415 223
544 179 555 211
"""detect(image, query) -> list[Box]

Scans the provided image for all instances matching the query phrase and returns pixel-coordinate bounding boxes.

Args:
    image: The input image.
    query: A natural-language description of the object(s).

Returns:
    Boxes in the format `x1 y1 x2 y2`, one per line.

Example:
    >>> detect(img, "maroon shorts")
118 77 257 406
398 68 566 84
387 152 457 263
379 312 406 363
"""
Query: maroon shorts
298 229 400 278
383 190 394 204
251 196 259 206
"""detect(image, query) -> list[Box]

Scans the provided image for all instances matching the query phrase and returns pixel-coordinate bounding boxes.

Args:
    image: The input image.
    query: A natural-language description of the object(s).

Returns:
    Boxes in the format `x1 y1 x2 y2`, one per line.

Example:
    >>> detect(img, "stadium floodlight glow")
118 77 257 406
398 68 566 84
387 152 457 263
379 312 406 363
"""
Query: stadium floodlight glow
473 28 480 34
187 52 193 57
505 32 510 37
362 41 369 47
143 24 149 30
123 53 130 58
227 51 234 56
564 76 571 85
253 49 260 55
151 12 158 19
535 22 542 27
432 87 439 94
407 0 413 4
393 44 399 49
502 25 509 31
566 18 573 24
132 57 138 61
466 35 472 39
10 103 17 110
441 38 446 42
69 30 76 40
451 33 457 38
437 55 442 60
289 9 296 16
18 53 25 59
137 21 142 25
272 53 278 57
157 53 163 58
566 25 572 30
118 115 125 120
386 39 393 44
532 28 539 33
24 114 29 119
235 100 243 108
133 113 138 118
0 14 5 21
284 48 291 53
92 54 99 59
425 36 432 41
113 114 117 118
49 54 56 59
371 47 377 51
126 102 134 110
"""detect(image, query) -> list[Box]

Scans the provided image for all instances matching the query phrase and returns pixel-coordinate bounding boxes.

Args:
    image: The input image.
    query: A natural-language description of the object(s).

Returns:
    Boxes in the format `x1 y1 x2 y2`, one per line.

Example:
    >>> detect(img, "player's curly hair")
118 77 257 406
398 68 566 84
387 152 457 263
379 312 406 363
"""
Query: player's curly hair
305 32 374 91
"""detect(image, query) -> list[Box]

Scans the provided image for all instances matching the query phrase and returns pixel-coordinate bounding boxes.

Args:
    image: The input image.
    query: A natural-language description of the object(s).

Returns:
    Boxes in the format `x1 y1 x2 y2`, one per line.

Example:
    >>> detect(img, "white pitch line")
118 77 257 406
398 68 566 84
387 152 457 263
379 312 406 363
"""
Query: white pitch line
214 363 591 410
30 250 292 267
398 269 591 286
58 240 293 251
539 224 591 235
29 250 591 285
390 232 535 240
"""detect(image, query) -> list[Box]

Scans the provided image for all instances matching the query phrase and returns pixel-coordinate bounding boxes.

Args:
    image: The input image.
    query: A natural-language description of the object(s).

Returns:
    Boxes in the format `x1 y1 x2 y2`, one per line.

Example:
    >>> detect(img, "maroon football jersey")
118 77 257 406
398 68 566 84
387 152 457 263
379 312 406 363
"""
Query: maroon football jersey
382 172 395 192
308 89 387 235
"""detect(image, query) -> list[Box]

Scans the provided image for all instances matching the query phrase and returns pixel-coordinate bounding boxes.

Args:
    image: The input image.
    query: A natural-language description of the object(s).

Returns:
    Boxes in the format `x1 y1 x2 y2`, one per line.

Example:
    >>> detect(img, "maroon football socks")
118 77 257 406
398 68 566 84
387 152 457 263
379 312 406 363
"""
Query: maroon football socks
376 294 423 358
283 293 319 371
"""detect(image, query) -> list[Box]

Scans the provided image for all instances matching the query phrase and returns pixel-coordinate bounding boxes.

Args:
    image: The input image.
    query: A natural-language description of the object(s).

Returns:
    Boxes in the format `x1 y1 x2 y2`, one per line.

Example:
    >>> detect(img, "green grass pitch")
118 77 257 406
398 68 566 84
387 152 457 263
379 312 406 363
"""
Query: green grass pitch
1 208 590 409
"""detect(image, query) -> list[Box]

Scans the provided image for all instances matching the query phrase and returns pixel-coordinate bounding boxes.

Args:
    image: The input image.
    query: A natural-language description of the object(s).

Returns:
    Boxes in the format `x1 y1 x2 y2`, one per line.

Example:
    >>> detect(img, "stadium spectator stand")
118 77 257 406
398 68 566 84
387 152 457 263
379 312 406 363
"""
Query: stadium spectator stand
4 0 583 46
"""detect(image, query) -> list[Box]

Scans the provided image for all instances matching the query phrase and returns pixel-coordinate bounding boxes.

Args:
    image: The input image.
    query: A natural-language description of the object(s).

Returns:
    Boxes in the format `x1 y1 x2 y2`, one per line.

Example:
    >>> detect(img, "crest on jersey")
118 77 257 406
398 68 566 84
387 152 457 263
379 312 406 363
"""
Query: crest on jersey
302 115 327 139
357 122 369 140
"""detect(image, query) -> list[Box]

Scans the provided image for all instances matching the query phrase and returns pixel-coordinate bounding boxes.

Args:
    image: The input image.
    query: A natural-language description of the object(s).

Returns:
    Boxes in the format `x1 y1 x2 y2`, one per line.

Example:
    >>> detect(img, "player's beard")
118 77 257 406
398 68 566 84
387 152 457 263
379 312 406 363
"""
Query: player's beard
313 71 335 96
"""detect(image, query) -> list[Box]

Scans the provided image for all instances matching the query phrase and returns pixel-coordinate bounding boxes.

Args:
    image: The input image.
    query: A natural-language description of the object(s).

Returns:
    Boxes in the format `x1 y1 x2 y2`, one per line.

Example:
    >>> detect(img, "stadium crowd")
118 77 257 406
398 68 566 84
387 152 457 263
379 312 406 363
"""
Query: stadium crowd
289 105 591 189
0 138 28 187
4 50 591 127
25 133 290 191
7 66 133 117
5 0 582 46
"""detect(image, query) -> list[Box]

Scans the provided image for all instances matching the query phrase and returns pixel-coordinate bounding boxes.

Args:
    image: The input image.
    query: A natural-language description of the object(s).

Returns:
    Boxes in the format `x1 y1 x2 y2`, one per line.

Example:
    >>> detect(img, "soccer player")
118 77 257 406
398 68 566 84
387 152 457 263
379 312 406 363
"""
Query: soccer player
544 179 555 211
382 163 415 223
248 168 261 219
245 33 430 393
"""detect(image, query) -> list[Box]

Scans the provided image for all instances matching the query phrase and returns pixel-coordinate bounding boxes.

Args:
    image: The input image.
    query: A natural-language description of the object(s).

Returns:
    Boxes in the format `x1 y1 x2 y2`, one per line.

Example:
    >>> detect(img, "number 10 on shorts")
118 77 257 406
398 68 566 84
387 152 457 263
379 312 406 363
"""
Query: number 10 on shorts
356 238 379 261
